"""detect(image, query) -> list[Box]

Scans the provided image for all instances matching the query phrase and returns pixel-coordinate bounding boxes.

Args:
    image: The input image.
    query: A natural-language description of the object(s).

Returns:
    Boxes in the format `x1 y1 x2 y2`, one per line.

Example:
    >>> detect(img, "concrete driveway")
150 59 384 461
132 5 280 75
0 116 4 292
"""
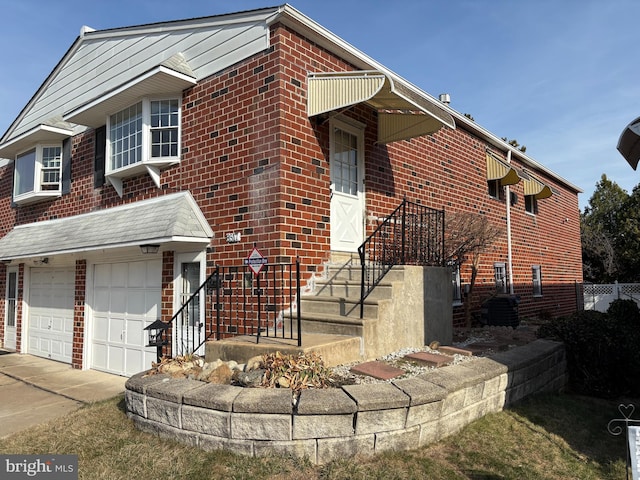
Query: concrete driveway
0 350 127 438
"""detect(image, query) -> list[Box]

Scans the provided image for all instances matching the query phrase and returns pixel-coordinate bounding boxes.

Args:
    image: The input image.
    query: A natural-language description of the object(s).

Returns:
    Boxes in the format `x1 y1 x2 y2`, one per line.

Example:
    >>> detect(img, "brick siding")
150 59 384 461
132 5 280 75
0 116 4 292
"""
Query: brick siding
0 19 582 355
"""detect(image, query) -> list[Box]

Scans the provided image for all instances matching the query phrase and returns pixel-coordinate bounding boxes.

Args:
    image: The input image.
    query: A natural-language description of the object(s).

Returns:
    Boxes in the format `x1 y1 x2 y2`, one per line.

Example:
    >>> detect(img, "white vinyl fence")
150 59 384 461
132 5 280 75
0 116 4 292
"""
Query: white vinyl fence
583 283 640 312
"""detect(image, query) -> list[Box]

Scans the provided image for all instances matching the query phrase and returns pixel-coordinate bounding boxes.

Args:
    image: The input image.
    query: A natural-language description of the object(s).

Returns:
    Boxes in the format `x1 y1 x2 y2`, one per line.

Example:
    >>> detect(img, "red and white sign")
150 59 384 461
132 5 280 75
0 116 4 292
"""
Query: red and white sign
244 246 268 276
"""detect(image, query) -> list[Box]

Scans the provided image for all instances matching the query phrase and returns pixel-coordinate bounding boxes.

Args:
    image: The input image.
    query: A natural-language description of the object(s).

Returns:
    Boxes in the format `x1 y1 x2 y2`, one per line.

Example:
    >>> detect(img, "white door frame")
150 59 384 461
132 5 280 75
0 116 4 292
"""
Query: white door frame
329 116 366 252
3 266 18 350
173 252 207 355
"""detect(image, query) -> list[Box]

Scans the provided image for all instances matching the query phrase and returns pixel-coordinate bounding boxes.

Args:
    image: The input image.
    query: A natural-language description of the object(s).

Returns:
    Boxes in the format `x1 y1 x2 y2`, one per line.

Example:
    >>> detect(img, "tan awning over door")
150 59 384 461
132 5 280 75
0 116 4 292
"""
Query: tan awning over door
307 71 455 144
485 153 520 186
523 174 553 200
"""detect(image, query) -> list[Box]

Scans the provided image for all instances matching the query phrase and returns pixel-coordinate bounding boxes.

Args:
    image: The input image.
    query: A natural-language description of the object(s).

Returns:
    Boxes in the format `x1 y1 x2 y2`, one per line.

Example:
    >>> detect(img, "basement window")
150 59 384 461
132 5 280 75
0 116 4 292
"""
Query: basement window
451 262 462 306
532 265 542 297
494 262 507 293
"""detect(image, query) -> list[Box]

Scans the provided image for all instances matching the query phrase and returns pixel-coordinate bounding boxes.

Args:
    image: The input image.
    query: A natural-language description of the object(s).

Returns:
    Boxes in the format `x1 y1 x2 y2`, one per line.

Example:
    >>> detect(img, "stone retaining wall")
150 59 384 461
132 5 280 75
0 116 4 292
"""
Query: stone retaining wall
125 339 567 464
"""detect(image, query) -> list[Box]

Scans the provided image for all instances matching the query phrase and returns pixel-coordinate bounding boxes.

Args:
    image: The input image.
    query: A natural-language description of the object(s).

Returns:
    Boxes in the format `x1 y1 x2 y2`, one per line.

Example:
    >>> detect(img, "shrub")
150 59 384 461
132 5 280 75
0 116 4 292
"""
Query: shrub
538 309 640 398
606 298 640 325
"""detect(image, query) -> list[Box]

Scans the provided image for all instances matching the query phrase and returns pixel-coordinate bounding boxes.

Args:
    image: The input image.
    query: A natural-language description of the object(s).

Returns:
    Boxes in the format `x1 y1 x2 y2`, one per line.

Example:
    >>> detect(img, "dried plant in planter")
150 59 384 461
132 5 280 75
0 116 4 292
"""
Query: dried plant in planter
261 351 333 393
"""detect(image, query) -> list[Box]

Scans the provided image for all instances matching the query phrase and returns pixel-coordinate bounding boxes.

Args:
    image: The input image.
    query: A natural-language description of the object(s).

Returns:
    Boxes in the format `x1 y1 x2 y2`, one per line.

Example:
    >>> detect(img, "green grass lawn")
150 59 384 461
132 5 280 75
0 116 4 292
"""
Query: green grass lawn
0 392 631 479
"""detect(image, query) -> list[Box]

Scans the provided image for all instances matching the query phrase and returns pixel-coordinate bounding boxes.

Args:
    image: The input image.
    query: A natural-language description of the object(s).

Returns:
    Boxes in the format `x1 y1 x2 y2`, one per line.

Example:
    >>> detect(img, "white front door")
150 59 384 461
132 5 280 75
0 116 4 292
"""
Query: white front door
3 268 18 350
28 268 75 363
175 253 206 356
330 119 365 252
91 260 161 376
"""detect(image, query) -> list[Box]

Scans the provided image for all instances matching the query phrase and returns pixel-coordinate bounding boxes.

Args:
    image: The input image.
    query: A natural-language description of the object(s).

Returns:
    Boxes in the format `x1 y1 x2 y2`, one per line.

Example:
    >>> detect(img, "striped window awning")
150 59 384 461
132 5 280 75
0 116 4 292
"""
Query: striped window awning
485 153 520 186
522 173 553 200
307 71 455 144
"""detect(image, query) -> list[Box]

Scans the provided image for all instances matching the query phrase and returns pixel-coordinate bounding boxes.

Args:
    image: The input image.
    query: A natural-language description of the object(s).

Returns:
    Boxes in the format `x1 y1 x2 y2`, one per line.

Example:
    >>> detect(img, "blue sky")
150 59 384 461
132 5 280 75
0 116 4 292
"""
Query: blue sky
1 0 639 210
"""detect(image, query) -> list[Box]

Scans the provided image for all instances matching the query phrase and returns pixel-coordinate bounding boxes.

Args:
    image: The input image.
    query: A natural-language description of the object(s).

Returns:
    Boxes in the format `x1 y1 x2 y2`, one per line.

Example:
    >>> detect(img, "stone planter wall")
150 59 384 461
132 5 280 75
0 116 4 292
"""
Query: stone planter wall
125 339 567 464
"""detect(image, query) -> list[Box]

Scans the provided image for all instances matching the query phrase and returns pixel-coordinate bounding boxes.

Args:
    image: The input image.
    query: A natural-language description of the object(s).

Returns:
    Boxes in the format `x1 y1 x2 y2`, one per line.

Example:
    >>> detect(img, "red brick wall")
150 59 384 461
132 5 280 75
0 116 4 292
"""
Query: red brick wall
0 20 583 345
268 24 583 326
72 259 86 369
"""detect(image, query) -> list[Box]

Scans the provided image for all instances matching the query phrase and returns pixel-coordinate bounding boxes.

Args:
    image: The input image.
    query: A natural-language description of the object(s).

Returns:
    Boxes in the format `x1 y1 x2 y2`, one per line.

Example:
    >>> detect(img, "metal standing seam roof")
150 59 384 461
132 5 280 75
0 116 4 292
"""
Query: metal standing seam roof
0 192 213 260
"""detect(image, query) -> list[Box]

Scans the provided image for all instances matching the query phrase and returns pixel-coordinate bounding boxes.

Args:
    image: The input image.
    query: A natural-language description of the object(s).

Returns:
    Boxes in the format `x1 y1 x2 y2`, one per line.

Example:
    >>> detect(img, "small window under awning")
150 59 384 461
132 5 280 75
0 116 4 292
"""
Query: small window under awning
617 116 640 169
522 173 553 200
307 71 455 144
0 192 212 261
485 153 520 186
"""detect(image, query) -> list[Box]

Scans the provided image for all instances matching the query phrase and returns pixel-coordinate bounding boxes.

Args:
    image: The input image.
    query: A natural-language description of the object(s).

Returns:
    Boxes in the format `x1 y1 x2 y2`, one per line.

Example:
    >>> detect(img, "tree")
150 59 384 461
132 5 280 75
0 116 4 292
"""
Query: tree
615 184 640 281
581 174 629 282
444 211 504 327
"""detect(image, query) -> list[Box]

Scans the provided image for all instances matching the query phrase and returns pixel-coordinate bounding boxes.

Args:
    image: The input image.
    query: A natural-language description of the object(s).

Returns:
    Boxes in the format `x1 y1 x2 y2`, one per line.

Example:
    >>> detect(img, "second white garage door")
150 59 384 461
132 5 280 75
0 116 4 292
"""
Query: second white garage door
91 260 161 376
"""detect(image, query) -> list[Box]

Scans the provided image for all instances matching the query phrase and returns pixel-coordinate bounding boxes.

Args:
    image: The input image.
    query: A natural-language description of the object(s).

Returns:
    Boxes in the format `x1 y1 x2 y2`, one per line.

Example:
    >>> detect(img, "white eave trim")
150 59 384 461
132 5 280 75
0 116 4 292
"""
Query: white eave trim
0 124 73 159
63 65 197 128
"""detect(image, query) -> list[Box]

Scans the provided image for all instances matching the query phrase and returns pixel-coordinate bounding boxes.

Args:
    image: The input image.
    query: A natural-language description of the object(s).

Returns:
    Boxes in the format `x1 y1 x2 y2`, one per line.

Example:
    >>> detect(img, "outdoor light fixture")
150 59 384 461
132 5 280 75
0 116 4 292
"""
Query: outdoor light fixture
144 319 169 362
140 244 160 254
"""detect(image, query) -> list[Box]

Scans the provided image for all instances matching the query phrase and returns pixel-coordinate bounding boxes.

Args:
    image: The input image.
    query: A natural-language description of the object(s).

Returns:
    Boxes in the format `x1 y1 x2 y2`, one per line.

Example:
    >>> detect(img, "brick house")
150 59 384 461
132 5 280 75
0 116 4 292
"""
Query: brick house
0 5 582 375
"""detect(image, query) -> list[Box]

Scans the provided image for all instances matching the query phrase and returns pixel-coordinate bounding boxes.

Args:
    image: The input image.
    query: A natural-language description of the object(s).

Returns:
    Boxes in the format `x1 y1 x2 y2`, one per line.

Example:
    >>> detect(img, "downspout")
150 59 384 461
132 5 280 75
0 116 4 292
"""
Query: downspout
505 150 515 295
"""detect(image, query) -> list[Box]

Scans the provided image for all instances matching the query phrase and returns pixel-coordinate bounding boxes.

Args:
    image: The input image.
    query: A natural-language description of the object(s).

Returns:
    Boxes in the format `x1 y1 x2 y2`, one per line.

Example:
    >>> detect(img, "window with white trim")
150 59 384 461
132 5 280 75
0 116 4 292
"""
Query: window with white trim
525 194 538 215
532 265 542 297
494 262 507 293
105 97 180 196
488 179 504 200
108 98 179 172
13 144 63 203
451 262 462 305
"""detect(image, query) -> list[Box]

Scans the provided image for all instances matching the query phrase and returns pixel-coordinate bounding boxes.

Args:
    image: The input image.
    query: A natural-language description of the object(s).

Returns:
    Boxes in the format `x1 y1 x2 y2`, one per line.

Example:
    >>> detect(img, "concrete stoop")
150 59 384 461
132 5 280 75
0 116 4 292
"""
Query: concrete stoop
206 262 404 367
204 333 362 367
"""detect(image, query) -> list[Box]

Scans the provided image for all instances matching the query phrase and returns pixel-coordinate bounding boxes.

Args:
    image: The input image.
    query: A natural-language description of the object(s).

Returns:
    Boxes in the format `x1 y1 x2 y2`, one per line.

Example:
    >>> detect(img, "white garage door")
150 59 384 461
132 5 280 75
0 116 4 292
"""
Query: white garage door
91 260 161 376
28 268 75 363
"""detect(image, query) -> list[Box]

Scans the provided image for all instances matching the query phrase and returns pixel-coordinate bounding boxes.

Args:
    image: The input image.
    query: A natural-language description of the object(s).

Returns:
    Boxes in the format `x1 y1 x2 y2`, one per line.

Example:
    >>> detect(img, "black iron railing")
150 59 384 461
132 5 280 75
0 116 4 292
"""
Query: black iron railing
162 260 301 358
357 199 445 318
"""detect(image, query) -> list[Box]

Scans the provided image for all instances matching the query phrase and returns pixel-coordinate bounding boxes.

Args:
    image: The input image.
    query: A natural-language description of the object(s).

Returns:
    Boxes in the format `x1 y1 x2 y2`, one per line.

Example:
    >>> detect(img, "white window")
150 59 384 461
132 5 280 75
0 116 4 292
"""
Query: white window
13 144 63 203
488 179 504 200
451 262 462 305
525 195 538 215
494 262 507 293
106 97 180 196
532 265 542 297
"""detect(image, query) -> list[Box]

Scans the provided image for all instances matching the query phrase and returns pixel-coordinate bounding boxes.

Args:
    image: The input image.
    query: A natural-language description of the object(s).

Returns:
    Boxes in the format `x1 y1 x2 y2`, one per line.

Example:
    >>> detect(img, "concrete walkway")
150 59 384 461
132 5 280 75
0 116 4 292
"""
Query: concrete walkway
0 350 127 438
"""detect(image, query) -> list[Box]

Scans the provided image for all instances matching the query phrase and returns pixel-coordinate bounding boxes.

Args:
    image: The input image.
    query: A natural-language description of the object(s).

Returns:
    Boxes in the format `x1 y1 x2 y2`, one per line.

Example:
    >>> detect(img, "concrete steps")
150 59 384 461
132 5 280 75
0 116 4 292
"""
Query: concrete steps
204 333 363 367
205 262 413 367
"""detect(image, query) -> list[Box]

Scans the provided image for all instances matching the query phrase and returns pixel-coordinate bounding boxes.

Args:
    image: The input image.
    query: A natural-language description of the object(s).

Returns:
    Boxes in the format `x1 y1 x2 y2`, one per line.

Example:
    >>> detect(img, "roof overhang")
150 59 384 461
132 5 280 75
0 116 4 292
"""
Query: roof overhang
617 116 640 169
0 192 213 262
0 123 73 159
486 153 520 186
64 65 197 128
307 71 455 144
